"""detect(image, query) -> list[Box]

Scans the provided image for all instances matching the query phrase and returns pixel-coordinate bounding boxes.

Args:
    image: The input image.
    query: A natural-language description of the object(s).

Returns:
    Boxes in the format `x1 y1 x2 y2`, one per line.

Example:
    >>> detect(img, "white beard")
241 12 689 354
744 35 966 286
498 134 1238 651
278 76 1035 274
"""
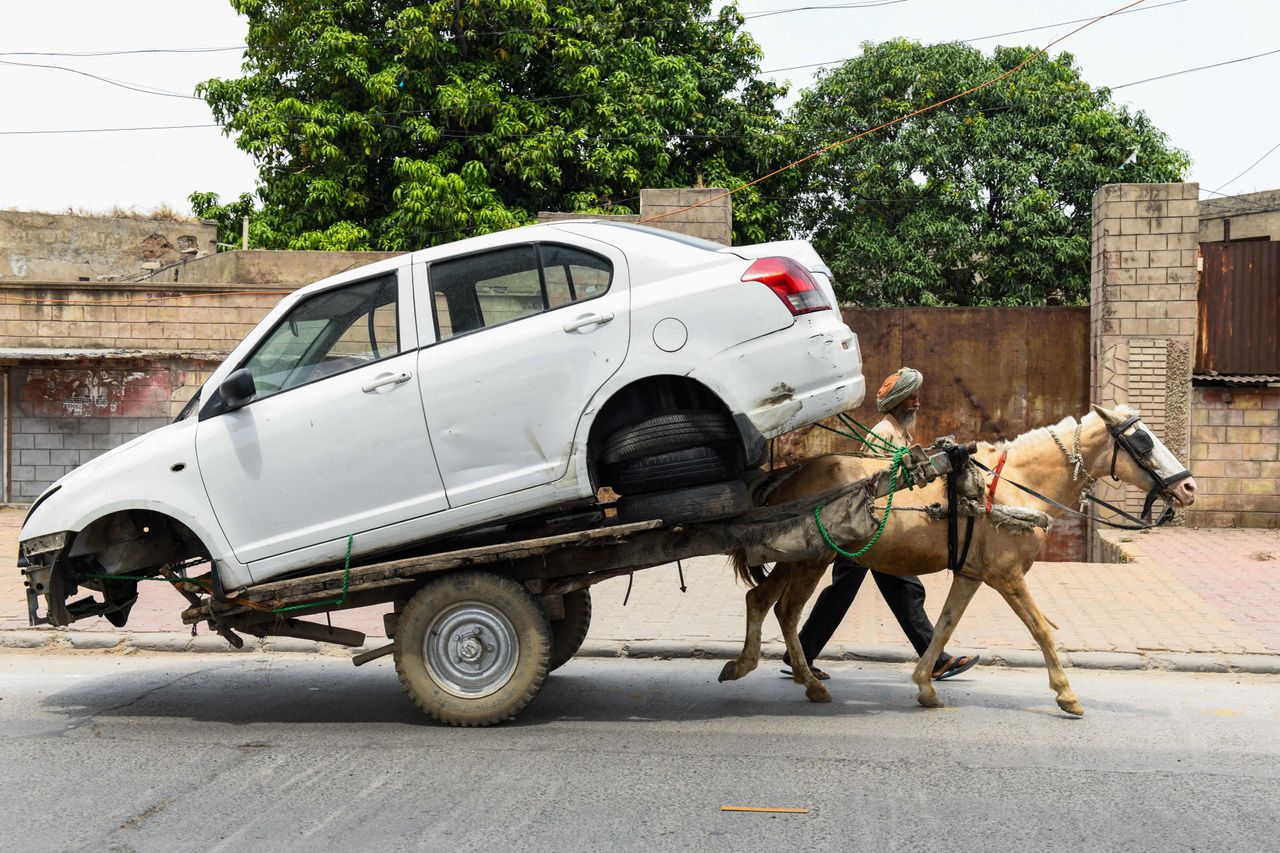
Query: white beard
897 409 918 436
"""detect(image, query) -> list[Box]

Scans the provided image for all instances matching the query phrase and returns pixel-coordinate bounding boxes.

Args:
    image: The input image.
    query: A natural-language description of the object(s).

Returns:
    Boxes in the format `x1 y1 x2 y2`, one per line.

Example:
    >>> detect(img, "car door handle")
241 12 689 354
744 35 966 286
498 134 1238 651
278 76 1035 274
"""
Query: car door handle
563 312 615 333
362 371 413 393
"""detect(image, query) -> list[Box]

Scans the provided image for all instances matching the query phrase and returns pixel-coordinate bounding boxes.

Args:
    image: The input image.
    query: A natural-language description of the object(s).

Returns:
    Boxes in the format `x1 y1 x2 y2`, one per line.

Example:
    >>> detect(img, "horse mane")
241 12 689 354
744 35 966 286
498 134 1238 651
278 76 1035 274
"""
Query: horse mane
975 405 1138 453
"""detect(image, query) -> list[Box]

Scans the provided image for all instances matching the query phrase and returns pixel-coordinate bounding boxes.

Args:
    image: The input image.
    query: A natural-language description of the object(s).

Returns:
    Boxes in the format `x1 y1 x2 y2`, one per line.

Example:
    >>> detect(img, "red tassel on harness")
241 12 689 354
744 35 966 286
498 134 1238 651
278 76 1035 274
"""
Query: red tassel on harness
986 450 1008 514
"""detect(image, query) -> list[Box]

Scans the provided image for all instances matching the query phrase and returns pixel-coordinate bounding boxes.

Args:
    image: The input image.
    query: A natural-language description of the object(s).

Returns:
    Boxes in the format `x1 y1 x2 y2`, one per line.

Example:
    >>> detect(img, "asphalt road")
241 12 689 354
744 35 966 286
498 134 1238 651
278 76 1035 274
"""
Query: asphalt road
3 651 1278 853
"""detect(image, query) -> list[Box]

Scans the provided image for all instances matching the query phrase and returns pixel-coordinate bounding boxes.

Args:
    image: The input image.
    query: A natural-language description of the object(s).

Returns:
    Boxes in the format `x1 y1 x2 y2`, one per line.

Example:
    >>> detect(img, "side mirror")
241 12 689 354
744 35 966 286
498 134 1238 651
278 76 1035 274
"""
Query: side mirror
219 368 257 411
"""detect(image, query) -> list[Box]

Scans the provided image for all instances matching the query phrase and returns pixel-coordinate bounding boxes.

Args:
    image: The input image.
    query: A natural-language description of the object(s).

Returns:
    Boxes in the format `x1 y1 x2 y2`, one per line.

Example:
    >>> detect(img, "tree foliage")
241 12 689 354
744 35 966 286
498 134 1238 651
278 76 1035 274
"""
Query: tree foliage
779 40 1190 306
195 0 786 250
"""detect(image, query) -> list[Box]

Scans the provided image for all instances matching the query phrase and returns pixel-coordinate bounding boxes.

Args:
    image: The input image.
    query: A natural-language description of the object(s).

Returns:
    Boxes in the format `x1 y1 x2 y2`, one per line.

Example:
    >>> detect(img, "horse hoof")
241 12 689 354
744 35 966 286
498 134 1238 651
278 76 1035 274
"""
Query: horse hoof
717 661 740 683
806 684 832 703
917 692 943 709
1058 698 1085 717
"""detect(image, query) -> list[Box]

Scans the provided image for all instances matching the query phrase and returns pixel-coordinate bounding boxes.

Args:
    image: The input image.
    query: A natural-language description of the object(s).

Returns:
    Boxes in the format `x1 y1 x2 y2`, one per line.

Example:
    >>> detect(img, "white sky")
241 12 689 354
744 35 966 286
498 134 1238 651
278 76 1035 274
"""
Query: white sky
2 0 1277 216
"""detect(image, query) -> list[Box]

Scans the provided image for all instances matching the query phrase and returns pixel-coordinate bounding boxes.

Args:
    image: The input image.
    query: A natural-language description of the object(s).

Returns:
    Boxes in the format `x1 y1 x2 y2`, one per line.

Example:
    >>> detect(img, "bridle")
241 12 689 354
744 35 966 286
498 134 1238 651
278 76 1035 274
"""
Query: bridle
1105 415 1193 525
973 415 1191 530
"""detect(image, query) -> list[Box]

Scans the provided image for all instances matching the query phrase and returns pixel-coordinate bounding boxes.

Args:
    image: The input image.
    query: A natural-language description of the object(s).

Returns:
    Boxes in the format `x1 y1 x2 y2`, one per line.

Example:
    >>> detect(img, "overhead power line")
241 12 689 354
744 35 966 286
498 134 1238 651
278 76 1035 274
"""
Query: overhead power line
760 0 1189 74
0 57 201 99
1210 139 1280 195
1110 46 1280 89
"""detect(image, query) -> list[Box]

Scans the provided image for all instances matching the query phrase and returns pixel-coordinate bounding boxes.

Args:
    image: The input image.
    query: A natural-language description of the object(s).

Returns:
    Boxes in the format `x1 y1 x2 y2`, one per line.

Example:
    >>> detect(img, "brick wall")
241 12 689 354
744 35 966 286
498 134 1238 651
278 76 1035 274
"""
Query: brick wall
0 283 289 355
1188 387 1280 528
1090 183 1199 530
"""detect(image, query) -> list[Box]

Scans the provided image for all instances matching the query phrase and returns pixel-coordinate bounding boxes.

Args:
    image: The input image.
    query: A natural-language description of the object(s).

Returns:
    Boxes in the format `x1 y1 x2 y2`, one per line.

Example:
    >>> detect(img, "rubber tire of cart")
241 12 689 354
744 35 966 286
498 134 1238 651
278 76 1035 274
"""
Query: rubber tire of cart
603 443 744 496
616 479 750 525
600 411 737 466
394 571 550 727
548 588 592 673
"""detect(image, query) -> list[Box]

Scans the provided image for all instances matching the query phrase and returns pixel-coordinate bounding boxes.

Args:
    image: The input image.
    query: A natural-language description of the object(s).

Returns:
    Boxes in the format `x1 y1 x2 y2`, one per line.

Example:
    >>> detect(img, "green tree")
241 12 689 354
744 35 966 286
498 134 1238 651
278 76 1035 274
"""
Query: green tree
780 40 1190 306
195 0 785 251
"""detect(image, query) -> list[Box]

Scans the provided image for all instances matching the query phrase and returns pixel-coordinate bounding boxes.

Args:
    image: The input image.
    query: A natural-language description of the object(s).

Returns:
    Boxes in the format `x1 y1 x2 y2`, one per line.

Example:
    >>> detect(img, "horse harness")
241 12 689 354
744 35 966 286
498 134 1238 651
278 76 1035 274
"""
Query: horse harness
972 416 1192 531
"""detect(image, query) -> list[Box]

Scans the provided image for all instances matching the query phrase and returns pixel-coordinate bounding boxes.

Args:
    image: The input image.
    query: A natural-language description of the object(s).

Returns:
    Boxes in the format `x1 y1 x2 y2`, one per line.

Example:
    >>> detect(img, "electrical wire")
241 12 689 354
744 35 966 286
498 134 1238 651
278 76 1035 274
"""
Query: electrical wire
1110 46 1280 90
640 0 1151 224
760 0 1188 74
1209 140 1280 195
0 57 202 99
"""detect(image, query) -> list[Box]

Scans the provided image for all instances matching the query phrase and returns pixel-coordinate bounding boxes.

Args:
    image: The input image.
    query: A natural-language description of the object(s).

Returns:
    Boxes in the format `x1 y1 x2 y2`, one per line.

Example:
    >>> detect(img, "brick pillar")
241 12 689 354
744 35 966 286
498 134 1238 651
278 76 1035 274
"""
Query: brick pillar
1089 182 1199 543
639 188 733 245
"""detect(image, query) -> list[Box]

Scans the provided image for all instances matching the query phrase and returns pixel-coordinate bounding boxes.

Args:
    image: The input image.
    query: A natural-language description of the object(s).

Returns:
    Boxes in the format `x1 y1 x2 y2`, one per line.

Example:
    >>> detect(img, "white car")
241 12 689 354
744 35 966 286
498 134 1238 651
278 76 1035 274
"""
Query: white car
20 221 864 627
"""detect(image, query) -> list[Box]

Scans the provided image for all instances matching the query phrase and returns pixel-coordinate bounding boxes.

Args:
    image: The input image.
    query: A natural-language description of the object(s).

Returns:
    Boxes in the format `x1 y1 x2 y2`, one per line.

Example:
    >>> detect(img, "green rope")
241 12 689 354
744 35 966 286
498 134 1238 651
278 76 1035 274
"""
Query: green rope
813 445 909 560
83 534 356 615
272 534 354 613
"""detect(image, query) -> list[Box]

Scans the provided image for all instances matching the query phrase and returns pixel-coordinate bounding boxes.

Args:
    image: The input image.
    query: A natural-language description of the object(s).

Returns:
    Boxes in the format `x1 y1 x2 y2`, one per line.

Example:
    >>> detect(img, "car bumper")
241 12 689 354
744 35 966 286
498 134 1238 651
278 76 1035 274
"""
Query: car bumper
691 315 865 440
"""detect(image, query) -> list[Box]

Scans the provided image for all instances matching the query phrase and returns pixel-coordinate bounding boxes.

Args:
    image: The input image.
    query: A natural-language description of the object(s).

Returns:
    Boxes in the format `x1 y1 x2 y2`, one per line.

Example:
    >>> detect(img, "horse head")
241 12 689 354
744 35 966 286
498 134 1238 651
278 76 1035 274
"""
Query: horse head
1090 404 1197 516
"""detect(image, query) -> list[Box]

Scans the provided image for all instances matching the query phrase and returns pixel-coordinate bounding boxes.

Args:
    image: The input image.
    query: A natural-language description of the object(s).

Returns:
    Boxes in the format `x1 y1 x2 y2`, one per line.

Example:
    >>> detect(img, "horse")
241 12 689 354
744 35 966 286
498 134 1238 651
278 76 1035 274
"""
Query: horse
718 404 1197 716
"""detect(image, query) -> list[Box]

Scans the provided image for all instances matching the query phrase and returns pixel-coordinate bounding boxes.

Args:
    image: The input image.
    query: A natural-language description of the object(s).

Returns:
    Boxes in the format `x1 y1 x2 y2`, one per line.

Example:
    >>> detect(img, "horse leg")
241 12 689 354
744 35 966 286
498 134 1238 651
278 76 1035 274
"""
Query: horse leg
719 567 787 683
993 571 1083 716
773 560 831 703
912 572 982 709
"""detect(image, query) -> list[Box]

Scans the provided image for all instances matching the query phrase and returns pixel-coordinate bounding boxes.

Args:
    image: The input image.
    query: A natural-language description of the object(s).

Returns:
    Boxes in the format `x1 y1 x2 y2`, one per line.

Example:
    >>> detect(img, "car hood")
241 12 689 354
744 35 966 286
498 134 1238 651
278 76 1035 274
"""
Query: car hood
21 421 180 536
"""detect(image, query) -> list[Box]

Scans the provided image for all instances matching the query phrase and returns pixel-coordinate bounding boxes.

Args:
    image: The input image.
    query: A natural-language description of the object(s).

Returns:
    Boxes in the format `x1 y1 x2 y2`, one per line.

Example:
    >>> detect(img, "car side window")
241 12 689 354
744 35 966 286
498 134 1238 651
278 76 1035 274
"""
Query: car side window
241 273 399 398
429 244 613 341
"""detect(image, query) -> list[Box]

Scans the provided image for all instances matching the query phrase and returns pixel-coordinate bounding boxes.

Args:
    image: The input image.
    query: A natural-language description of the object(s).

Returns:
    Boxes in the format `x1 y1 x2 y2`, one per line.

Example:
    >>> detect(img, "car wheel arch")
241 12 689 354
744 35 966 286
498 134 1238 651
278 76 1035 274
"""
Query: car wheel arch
584 375 751 484
68 508 215 578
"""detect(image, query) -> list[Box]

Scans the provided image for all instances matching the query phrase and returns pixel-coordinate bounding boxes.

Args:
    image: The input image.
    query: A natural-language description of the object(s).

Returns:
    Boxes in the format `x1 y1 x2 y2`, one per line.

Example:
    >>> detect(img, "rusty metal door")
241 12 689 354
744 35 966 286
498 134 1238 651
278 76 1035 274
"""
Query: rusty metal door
1197 241 1280 375
775 307 1090 561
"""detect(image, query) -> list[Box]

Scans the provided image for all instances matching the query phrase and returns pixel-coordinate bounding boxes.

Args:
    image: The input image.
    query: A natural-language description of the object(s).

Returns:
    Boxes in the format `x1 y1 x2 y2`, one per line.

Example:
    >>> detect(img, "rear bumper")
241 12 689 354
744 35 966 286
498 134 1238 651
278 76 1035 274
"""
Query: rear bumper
691 314 865 440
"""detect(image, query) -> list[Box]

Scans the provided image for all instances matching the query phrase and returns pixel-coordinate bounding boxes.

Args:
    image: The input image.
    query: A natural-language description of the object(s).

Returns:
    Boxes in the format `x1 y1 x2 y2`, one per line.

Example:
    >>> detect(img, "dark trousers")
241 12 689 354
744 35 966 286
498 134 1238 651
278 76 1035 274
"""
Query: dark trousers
791 556 953 668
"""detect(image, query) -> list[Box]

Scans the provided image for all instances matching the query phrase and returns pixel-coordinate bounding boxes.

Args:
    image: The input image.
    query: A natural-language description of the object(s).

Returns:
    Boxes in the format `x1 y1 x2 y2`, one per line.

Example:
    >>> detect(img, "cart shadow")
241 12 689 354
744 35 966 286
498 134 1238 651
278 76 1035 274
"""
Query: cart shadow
38 657 1122 728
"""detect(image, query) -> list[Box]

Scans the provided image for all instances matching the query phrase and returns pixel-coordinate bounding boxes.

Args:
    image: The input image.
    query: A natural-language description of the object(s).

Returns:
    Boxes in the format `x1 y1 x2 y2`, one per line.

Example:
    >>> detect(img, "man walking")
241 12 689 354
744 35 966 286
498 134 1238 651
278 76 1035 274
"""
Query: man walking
783 367 980 681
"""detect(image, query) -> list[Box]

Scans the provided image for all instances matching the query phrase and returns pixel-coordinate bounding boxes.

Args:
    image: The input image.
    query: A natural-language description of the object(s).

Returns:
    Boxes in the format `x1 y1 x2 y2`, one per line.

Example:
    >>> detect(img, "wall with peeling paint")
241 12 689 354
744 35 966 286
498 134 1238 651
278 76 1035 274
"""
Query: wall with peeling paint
7 361 210 500
0 211 217 282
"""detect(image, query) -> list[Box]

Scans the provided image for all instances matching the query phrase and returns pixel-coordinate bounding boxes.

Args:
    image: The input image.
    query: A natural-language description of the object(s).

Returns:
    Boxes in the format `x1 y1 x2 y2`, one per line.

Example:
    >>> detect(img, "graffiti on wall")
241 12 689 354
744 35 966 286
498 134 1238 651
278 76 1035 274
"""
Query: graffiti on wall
13 366 177 418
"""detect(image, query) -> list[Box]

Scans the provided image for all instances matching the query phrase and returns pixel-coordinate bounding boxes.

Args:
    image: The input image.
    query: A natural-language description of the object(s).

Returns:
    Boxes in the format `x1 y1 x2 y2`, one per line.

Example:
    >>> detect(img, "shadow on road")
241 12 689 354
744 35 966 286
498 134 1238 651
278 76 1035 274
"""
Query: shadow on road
34 656 1104 730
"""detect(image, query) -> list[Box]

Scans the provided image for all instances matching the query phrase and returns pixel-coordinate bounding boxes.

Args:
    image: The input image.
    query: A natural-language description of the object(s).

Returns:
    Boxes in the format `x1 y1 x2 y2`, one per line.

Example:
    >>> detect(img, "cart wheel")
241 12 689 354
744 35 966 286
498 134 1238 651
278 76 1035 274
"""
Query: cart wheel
395 571 550 727
548 588 592 673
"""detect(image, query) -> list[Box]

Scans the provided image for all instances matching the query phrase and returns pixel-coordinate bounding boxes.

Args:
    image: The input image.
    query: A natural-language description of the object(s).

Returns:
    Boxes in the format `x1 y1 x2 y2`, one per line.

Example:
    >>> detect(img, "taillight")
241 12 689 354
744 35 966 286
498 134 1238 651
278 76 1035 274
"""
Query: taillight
741 256 830 315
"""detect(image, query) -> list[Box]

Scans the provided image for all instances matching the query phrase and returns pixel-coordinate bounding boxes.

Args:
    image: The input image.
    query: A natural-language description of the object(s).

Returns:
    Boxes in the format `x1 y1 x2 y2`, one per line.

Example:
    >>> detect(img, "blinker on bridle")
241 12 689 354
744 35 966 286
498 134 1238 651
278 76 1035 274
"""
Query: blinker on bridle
1107 415 1192 524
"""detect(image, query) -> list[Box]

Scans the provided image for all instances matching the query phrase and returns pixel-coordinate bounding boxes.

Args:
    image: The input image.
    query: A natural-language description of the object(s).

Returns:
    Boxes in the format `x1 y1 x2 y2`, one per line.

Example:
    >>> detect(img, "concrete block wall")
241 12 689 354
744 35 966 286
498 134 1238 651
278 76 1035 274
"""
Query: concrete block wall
7 361 213 500
1188 387 1280 528
0 283 289 356
0 211 217 282
638 189 733 245
1090 182 1199 527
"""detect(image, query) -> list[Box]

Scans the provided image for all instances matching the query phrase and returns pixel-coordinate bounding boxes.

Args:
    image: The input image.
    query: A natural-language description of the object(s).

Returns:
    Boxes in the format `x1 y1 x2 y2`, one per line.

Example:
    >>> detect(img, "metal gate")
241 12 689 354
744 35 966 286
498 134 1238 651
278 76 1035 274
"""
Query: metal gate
776 306 1090 561
1197 241 1280 375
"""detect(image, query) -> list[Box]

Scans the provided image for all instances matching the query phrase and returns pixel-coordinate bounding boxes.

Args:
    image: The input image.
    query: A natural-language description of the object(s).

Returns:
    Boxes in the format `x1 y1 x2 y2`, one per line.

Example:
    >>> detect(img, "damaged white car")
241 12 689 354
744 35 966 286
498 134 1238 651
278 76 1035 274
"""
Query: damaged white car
20 220 864 627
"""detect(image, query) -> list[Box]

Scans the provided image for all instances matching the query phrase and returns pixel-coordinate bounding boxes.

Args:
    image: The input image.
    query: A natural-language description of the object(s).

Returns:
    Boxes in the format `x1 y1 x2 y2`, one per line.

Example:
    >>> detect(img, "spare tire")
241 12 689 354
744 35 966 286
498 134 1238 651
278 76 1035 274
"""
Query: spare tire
600 411 737 466
604 444 744 495
616 479 750 524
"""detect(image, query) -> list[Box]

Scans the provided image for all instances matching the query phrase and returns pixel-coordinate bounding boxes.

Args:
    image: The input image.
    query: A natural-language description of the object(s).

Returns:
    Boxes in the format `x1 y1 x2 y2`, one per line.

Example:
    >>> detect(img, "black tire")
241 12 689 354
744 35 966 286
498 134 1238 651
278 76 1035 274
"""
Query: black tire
603 443 744 495
600 411 737 466
394 571 550 727
616 479 750 524
548 588 592 672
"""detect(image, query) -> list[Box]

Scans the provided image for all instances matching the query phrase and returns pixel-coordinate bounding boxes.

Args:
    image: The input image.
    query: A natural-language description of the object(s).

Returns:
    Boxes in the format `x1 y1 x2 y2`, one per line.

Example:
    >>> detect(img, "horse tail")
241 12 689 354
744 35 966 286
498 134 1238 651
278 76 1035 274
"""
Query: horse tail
730 547 769 587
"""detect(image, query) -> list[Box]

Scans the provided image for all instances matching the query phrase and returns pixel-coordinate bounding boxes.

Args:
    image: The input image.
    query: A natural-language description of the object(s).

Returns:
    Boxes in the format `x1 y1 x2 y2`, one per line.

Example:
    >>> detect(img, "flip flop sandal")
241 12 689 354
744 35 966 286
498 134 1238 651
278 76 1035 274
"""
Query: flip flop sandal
780 666 830 681
933 654 979 681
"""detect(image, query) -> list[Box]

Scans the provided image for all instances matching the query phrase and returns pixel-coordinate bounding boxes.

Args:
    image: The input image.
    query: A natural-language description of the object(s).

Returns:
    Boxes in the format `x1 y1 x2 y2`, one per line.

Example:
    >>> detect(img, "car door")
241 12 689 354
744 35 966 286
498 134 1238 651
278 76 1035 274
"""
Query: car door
415 240 629 507
195 267 449 567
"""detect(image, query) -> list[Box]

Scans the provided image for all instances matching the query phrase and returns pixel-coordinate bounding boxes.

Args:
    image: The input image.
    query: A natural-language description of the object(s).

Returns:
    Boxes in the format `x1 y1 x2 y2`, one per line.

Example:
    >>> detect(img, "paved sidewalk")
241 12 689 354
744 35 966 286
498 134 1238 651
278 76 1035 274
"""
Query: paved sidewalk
2 506 1278 671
